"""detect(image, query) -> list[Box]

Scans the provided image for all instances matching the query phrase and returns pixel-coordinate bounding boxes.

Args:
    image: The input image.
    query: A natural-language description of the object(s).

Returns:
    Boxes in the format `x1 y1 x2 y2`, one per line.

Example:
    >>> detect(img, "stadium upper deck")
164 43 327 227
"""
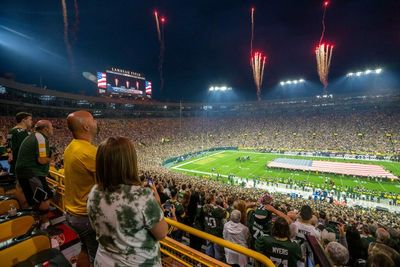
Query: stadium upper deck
0 78 399 118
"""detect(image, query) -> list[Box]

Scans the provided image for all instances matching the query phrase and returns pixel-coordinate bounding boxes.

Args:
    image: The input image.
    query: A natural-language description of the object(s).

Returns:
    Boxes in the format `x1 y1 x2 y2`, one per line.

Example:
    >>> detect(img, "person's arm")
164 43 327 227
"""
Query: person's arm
264 204 292 224
37 155 53 165
150 218 169 240
144 188 168 240
338 224 348 248
36 133 53 165
150 184 161 205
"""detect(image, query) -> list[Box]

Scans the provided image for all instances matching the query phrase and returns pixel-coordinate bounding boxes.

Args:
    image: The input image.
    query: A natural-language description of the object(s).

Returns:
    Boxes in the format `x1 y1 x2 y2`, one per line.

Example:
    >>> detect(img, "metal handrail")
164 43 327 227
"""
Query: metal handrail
164 218 275 267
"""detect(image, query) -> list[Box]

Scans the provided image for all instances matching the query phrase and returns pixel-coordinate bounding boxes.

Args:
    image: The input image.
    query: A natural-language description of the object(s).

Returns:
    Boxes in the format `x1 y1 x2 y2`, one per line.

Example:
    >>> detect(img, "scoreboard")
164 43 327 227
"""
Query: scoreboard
97 67 151 97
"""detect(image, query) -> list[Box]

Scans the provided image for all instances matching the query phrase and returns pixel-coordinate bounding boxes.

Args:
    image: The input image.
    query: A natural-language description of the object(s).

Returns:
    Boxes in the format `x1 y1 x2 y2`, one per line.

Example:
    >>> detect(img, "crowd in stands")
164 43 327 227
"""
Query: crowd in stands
1 109 400 267
2 109 400 164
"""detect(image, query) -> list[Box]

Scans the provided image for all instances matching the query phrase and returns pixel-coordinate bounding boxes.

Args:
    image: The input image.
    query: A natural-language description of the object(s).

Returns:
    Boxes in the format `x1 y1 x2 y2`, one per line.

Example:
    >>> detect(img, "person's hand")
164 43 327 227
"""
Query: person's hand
170 205 176 217
338 223 346 236
150 183 157 192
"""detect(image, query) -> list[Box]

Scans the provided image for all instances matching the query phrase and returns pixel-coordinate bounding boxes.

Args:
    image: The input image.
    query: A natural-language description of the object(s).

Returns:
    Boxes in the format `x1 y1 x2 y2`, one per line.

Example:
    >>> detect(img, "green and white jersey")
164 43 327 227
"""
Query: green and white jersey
88 184 164 267
247 205 273 240
203 204 227 237
255 235 302 267
15 132 49 178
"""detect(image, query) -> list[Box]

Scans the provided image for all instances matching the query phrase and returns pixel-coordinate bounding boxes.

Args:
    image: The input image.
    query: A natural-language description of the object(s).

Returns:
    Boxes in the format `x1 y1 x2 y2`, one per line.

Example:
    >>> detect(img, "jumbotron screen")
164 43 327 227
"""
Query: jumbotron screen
97 68 151 97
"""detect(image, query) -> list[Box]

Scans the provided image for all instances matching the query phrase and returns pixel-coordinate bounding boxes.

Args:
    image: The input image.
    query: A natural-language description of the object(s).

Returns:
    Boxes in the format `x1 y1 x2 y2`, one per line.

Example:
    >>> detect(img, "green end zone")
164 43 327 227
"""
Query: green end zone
170 150 400 196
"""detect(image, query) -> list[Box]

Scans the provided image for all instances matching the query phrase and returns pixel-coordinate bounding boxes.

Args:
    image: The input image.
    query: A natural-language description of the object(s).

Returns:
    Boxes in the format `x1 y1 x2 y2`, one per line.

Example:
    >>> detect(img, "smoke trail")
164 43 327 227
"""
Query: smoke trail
72 0 79 43
61 0 74 69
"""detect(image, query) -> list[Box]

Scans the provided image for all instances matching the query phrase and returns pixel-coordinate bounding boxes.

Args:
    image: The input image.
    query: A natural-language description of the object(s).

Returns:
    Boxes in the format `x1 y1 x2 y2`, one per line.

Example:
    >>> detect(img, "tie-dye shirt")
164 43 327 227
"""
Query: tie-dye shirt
87 184 164 267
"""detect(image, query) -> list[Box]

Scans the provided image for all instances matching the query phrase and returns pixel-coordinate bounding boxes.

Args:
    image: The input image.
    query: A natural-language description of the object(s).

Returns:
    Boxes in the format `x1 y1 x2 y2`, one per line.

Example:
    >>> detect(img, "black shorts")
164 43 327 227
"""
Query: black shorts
18 176 53 206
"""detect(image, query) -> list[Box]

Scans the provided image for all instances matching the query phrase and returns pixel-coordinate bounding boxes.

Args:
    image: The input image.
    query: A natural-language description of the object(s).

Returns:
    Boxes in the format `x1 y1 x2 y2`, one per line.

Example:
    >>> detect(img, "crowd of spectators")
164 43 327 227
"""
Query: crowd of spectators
1 109 400 266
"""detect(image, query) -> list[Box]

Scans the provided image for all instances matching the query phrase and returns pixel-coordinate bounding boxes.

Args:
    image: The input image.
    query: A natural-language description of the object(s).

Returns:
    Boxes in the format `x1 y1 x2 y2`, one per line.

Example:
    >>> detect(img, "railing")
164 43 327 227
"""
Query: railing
163 218 274 267
47 170 275 266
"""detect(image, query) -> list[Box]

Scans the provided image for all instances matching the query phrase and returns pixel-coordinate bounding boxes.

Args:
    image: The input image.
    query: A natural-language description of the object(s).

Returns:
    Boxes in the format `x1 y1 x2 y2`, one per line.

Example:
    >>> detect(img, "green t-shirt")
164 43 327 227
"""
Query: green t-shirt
169 199 185 222
203 204 227 237
193 204 205 230
0 146 6 156
7 127 29 171
15 132 50 178
255 235 302 267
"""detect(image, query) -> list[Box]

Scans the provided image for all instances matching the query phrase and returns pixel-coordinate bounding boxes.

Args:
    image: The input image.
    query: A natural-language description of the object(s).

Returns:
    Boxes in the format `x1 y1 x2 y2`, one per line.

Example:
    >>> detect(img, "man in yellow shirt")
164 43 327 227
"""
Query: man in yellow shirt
64 110 98 267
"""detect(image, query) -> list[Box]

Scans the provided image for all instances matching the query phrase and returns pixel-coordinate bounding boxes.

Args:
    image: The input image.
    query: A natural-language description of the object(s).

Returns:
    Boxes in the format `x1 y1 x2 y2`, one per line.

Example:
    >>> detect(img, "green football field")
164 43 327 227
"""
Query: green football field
170 150 400 195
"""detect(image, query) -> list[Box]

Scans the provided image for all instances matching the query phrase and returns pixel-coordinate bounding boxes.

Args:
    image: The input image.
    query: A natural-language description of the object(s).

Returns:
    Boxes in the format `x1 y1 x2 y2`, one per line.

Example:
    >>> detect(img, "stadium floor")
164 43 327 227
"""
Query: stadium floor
170 150 400 195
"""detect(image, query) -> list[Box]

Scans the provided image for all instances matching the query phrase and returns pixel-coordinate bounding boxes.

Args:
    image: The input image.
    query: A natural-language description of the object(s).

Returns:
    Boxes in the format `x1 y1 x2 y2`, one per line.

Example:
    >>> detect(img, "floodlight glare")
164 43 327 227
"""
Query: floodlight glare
293 80 298 84
375 68 382 74
299 79 305 83
347 72 354 77
356 72 362 76
280 82 285 86
365 69 371 74
209 87 214 91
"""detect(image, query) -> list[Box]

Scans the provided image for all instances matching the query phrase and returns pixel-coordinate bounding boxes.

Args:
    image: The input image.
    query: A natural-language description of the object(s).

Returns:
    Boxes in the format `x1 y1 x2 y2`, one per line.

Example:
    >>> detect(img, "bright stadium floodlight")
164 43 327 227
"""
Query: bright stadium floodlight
209 85 232 92
347 67 383 78
279 78 306 86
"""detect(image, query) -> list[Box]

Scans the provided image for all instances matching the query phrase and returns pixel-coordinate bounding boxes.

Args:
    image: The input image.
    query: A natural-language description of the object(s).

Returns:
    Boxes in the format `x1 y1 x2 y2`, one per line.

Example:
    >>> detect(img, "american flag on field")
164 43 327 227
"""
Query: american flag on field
145 81 152 95
268 158 398 179
97 72 107 89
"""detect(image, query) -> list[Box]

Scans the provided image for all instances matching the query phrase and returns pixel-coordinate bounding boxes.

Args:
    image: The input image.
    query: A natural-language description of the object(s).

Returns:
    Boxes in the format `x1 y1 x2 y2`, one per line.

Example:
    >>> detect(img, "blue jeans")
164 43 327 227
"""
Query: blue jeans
65 213 98 263
206 241 225 262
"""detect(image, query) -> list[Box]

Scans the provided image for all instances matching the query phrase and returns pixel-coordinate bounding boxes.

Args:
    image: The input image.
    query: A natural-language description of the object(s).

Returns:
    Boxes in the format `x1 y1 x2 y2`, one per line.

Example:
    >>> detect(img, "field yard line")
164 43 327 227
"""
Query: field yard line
172 151 226 168
378 181 386 191
172 167 228 178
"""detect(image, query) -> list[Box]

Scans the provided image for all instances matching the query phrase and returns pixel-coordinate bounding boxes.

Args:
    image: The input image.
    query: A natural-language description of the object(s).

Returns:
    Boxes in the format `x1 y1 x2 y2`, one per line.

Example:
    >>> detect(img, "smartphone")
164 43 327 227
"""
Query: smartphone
164 202 171 211
33 186 48 203
147 178 153 186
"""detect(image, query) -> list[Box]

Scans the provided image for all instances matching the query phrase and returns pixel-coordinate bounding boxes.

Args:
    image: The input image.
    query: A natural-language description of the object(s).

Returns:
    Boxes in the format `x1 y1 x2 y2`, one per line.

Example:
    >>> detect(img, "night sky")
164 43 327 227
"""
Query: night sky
1 0 400 101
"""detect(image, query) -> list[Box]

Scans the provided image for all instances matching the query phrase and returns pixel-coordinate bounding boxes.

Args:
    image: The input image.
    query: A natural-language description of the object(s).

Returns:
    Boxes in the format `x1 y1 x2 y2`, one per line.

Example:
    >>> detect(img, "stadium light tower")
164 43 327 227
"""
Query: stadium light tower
279 79 306 86
346 67 383 77
209 86 232 92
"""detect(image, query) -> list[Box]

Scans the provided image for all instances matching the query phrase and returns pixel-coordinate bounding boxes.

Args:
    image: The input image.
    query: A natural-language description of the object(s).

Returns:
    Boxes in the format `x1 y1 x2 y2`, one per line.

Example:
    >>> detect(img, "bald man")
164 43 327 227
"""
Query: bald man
15 120 54 213
64 110 98 266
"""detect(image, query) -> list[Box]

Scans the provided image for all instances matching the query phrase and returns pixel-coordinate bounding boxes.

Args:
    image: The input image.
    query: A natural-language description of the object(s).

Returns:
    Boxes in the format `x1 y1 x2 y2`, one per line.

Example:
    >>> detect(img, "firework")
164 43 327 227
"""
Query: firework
154 11 161 42
250 7 255 59
315 1 333 93
154 10 166 92
61 0 74 69
251 52 267 101
315 43 333 90
319 1 329 45
72 0 80 43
